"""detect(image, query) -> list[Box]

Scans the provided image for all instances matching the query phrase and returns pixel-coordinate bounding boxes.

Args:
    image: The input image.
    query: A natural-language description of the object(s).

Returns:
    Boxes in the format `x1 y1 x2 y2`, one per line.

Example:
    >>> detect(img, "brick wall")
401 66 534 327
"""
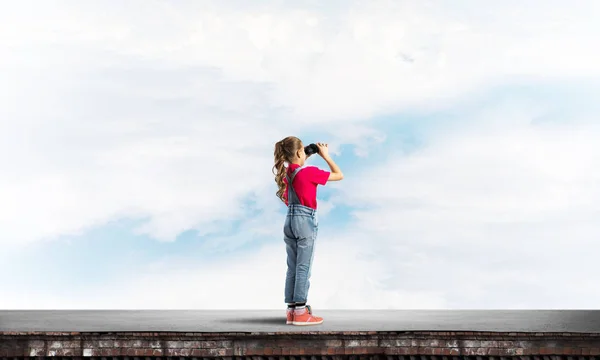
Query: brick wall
2 331 600 358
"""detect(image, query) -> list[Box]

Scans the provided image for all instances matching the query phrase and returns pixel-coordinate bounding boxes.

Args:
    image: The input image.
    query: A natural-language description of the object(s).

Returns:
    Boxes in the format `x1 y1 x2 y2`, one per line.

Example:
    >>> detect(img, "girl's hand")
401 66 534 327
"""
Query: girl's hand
316 142 330 158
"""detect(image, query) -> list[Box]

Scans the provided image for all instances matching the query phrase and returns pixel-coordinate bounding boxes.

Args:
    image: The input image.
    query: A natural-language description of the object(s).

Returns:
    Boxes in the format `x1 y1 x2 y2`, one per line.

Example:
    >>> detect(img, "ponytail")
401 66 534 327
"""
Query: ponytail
273 137 302 203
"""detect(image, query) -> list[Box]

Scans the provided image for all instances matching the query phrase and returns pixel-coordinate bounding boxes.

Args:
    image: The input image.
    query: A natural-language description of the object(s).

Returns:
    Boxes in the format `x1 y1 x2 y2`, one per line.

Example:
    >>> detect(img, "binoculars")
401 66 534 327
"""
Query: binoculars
304 143 319 155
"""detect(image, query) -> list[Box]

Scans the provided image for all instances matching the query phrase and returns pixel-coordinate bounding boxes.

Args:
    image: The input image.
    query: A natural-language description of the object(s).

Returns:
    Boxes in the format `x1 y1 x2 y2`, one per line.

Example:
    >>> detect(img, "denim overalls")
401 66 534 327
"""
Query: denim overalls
283 165 319 304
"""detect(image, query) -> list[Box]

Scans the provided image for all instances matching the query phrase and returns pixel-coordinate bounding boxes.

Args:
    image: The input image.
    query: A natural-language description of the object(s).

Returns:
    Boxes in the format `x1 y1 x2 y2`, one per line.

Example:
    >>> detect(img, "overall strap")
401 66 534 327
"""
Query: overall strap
286 165 305 206
289 165 305 183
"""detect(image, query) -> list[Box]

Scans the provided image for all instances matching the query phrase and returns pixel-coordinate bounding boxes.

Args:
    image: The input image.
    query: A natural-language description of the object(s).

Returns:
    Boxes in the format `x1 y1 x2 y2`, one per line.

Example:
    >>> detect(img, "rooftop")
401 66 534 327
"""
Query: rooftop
1 310 599 333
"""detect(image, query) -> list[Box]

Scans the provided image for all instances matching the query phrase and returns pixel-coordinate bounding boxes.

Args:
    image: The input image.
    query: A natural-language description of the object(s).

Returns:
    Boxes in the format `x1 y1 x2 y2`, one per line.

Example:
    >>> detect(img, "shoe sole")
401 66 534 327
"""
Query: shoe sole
292 320 324 325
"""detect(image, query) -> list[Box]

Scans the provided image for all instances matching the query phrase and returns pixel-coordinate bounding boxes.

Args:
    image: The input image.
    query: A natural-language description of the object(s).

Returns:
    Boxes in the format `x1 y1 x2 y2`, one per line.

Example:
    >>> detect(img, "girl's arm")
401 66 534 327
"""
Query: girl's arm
316 143 343 181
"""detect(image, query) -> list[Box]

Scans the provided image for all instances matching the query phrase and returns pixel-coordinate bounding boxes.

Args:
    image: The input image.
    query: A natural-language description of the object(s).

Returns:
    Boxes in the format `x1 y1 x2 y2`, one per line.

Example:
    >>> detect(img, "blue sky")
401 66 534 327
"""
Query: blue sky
1 0 600 309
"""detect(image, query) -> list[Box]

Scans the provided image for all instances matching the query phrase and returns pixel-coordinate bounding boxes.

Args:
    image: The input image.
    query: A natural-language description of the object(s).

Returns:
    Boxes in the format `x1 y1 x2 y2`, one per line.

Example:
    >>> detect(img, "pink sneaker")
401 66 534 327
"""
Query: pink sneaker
292 305 323 326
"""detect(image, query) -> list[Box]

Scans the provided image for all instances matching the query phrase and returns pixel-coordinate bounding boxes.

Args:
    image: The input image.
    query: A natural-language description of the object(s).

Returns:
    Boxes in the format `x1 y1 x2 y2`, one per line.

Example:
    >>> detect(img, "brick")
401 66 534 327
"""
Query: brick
463 340 481 348
216 340 234 347
428 339 442 347
113 339 131 347
498 341 515 348
57 348 82 356
29 348 45 357
464 347 488 356
82 340 96 348
420 347 434 355
380 339 409 347
344 340 377 347
191 349 210 356
27 340 45 348
166 348 191 356
48 341 64 349
276 340 296 347
148 340 161 348
351 347 363 354
183 340 201 348
366 339 378 347
480 341 498 347
112 348 124 356
488 348 500 356
498 348 517 356
243 340 265 349
400 347 411 355
519 340 537 347
132 339 146 347
445 340 459 347
202 340 219 348
165 340 184 348
345 339 361 347
98 340 114 348
364 346 378 354
325 340 343 347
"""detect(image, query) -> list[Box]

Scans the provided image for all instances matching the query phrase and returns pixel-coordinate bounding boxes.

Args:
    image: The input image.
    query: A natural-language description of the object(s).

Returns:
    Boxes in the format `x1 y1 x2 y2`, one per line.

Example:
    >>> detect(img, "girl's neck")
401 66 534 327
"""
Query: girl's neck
290 159 303 166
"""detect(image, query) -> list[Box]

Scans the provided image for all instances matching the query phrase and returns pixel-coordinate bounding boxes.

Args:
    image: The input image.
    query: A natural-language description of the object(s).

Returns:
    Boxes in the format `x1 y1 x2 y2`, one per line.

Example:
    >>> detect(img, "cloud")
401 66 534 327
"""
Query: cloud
0 236 447 309
0 65 284 245
334 97 600 308
2 0 600 246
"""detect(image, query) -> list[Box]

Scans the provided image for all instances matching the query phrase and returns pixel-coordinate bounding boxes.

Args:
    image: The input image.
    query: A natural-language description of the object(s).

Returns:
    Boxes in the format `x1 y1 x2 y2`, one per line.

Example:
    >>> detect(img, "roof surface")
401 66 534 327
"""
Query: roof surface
1 310 600 333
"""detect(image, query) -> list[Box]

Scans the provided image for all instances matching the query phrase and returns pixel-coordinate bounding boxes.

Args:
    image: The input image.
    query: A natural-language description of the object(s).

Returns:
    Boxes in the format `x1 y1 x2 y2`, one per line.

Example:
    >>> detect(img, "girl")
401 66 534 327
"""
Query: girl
273 136 343 326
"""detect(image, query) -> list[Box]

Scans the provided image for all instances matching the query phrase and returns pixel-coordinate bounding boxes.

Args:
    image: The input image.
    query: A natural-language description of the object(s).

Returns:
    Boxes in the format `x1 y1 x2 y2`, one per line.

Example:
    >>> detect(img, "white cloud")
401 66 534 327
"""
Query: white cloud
2 0 599 245
334 102 600 308
0 236 446 310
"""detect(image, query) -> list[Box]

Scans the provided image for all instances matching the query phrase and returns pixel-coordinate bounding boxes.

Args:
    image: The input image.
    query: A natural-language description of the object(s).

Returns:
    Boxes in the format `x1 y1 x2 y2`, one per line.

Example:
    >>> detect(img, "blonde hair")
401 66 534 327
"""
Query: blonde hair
273 136 303 203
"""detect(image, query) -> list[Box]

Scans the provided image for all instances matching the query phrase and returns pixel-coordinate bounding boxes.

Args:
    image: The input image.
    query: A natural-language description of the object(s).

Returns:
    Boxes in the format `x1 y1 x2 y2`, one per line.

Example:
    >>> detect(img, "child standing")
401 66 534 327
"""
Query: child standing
273 136 344 325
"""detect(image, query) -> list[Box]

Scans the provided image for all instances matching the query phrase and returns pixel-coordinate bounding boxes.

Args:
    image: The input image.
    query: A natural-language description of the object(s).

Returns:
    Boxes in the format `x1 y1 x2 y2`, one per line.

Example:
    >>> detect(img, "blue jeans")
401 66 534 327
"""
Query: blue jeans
284 204 318 304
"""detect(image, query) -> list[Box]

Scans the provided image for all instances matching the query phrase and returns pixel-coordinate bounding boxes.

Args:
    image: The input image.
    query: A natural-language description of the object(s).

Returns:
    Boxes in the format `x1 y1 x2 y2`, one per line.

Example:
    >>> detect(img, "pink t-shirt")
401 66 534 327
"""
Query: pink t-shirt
283 164 330 209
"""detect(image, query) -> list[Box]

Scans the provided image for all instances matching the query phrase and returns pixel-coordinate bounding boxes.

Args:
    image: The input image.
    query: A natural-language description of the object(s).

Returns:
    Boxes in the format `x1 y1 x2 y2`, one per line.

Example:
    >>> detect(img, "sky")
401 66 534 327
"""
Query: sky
1 0 600 309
